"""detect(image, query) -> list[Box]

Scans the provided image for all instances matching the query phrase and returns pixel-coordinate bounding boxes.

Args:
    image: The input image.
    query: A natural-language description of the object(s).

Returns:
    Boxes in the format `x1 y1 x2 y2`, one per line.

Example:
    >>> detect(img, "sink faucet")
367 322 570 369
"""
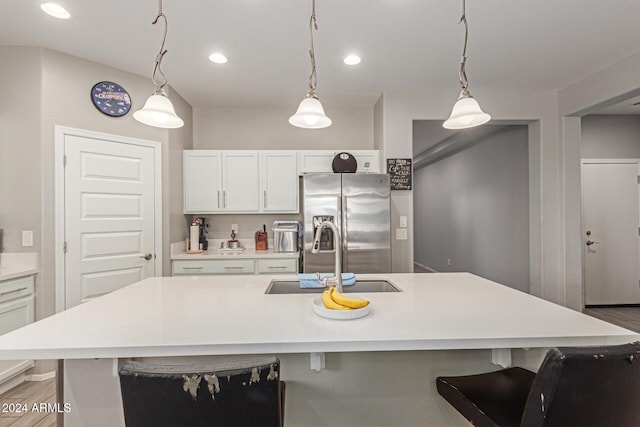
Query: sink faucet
311 221 343 293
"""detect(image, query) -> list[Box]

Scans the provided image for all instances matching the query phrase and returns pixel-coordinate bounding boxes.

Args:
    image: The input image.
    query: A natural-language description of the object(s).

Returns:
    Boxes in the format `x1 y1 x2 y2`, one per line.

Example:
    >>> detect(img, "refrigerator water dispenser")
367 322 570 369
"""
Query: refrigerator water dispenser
312 215 335 252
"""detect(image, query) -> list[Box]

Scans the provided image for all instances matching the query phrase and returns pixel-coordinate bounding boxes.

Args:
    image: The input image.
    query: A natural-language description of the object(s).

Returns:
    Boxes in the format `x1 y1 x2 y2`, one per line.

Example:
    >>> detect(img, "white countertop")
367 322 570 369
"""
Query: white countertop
0 253 38 281
170 240 299 260
0 273 636 360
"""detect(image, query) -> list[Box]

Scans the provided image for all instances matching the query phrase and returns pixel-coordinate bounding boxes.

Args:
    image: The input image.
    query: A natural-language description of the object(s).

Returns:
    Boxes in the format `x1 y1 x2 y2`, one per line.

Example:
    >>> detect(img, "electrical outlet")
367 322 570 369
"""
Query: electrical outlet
447 258 451 266
22 230 33 247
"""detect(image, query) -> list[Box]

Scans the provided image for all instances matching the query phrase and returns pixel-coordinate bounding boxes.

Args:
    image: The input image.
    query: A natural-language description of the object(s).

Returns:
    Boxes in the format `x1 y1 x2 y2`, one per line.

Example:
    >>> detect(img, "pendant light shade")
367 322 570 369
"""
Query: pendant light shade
289 94 332 129
290 0 331 129
134 0 184 129
443 90 490 129
134 90 184 129
443 0 490 130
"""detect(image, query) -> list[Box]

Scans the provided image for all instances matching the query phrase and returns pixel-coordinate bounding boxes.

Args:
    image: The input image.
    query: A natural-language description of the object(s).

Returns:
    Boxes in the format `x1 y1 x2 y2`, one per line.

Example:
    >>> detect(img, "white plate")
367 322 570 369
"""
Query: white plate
312 295 371 320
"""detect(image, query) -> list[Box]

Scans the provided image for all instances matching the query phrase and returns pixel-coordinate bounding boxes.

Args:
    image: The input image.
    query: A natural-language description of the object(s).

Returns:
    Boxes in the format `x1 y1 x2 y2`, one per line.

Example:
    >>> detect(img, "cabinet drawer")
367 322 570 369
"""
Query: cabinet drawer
256 259 297 274
0 276 34 304
172 260 255 275
0 296 34 335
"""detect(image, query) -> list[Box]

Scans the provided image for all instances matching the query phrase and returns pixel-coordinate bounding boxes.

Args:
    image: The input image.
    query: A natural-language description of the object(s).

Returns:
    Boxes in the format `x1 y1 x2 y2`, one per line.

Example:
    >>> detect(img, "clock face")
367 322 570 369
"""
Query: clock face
91 81 132 117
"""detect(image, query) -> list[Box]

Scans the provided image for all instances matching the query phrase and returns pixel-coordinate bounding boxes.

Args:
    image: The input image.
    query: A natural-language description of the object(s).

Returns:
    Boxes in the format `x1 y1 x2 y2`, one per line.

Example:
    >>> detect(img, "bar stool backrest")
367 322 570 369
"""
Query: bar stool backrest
520 342 640 427
119 356 283 427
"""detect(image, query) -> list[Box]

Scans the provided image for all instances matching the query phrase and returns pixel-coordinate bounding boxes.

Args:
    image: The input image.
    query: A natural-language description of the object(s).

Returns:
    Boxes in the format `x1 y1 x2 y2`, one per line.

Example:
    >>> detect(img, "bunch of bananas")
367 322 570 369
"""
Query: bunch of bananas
321 286 369 310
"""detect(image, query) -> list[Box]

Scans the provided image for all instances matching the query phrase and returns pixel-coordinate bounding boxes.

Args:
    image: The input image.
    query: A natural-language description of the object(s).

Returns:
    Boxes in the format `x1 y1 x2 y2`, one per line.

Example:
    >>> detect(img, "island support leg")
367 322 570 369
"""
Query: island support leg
491 348 512 368
309 352 325 371
63 358 125 427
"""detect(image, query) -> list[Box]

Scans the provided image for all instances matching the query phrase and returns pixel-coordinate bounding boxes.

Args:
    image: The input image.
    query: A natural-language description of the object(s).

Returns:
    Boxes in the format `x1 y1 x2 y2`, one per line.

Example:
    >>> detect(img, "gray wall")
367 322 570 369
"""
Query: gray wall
1 46 193 374
413 125 530 292
581 115 640 158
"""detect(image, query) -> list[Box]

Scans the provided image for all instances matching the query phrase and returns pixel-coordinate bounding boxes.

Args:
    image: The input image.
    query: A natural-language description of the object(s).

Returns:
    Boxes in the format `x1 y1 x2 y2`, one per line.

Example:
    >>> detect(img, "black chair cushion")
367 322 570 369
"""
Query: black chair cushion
436 367 536 427
119 356 283 427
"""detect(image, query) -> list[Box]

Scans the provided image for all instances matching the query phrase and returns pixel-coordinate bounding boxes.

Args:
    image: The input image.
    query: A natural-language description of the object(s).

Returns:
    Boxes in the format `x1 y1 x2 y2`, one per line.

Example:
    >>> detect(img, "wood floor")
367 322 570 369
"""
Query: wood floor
584 306 640 333
0 378 56 427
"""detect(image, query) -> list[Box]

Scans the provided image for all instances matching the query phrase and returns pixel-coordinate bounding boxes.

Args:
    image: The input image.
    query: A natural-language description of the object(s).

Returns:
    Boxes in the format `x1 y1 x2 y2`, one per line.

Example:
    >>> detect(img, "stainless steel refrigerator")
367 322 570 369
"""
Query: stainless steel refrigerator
302 173 391 274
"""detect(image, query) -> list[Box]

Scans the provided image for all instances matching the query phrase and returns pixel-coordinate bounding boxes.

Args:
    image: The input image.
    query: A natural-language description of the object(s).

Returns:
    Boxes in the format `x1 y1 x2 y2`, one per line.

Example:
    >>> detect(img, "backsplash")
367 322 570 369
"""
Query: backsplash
185 214 302 241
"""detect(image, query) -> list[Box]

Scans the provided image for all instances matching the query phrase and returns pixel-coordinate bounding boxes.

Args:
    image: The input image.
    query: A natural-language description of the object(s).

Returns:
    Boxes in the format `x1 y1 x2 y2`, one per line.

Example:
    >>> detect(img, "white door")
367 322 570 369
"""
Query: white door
582 161 640 305
64 133 157 308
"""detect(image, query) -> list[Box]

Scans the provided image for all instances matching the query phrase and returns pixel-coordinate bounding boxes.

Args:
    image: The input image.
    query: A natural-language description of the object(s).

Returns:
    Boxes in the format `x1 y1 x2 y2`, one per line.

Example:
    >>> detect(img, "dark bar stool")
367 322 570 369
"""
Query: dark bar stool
119 356 285 427
436 341 640 427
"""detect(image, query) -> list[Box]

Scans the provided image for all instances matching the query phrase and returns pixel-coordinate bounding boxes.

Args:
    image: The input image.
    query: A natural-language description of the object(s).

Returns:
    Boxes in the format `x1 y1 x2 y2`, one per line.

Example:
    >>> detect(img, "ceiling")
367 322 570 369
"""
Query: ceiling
2 1 640 110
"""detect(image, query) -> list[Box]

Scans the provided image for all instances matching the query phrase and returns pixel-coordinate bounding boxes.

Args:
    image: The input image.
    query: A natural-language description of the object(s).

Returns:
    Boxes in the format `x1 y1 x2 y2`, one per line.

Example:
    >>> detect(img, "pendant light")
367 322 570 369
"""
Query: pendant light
443 0 490 130
134 0 184 129
289 0 332 129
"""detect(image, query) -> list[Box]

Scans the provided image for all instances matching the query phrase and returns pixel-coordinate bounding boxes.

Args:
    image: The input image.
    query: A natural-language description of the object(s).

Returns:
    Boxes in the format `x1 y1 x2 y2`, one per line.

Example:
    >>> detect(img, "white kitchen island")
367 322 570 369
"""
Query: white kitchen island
0 273 637 426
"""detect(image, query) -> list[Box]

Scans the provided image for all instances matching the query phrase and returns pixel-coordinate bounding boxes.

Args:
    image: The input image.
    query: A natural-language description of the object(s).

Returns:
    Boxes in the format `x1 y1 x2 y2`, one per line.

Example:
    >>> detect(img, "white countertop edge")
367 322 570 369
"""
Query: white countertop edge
0 252 38 281
170 240 299 260
2 334 637 361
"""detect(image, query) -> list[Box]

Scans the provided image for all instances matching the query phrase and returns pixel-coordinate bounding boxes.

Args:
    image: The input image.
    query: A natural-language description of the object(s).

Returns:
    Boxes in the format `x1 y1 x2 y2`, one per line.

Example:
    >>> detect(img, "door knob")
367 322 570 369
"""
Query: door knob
585 240 599 246
140 253 153 260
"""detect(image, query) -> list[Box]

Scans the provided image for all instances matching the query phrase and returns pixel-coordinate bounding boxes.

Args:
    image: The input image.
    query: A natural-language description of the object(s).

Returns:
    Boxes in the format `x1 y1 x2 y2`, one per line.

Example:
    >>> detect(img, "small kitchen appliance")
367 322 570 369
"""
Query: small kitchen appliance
255 224 268 250
272 221 300 253
193 216 208 250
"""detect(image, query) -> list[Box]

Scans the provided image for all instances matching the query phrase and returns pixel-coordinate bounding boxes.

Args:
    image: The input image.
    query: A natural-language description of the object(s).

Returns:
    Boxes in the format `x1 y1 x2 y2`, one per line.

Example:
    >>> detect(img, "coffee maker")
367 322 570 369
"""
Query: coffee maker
193 217 209 250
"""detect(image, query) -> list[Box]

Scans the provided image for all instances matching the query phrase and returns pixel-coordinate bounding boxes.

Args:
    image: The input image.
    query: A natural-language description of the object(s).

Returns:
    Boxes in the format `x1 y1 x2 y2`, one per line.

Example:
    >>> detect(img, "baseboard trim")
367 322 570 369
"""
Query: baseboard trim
414 262 437 273
26 370 56 381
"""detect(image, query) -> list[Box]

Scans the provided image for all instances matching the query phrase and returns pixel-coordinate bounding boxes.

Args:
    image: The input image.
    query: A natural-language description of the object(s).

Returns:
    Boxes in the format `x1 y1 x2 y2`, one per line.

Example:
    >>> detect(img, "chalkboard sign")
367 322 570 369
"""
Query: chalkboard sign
387 158 412 190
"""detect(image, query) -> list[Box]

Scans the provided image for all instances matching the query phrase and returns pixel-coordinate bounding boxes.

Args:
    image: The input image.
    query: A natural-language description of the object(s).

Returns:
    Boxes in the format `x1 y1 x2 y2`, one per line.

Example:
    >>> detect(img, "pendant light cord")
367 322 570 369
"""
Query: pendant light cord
151 0 169 92
458 0 470 94
307 0 318 97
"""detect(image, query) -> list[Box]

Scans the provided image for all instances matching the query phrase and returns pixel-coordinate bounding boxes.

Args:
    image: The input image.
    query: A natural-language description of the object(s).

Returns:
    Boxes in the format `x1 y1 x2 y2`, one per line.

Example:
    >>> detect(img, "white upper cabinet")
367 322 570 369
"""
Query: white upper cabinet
222 152 260 212
297 150 380 174
260 151 298 213
184 149 379 214
184 151 222 213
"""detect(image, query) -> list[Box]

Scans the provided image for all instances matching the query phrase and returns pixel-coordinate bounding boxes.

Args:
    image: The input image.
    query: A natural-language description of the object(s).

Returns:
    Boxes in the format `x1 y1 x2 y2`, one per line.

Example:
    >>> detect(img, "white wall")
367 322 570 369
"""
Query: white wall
581 115 640 158
0 47 42 255
560 50 640 310
413 125 530 292
194 106 373 150
189 105 373 244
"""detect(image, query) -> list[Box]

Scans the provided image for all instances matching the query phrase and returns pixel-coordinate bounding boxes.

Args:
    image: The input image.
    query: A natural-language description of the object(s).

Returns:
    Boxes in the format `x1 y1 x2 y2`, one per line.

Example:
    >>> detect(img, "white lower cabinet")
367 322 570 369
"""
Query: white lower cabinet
256 258 297 274
172 258 298 276
0 275 35 394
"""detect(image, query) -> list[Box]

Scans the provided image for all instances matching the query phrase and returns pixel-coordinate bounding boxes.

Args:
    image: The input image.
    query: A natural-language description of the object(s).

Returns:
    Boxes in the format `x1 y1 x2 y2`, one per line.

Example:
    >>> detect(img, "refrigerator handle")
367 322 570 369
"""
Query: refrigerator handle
341 195 348 269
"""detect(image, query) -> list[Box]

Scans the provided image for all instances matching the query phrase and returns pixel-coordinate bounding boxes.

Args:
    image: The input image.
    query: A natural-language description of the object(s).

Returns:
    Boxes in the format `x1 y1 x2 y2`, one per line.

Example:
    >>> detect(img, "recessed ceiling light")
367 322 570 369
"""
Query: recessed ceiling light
208 53 228 64
40 3 70 19
343 54 361 65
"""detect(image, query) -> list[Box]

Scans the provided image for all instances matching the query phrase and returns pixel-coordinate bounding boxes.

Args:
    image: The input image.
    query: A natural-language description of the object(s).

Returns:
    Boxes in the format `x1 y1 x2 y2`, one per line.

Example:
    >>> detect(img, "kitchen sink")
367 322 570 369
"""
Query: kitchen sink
265 279 402 294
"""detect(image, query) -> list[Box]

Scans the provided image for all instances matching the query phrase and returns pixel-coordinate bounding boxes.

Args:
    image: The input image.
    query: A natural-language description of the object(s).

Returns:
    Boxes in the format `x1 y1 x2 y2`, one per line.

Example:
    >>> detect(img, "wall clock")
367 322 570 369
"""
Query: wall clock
90 81 132 117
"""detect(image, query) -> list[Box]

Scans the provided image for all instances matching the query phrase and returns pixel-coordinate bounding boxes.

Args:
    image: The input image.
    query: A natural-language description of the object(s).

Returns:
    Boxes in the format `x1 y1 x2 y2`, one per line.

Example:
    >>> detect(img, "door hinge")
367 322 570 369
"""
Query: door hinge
63 155 67 167
63 242 67 253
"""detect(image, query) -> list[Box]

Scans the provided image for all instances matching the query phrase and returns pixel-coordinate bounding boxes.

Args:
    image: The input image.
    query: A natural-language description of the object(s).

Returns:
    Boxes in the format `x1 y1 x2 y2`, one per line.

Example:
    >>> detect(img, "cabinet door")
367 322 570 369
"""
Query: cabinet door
297 151 335 174
350 150 380 173
0 297 34 335
222 152 260 212
172 259 255 275
260 151 299 213
184 151 222 213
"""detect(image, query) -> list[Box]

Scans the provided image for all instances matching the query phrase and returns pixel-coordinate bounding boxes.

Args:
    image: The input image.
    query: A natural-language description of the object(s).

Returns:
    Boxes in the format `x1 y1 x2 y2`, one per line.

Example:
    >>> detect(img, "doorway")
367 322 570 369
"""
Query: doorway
581 160 640 305
54 127 162 311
